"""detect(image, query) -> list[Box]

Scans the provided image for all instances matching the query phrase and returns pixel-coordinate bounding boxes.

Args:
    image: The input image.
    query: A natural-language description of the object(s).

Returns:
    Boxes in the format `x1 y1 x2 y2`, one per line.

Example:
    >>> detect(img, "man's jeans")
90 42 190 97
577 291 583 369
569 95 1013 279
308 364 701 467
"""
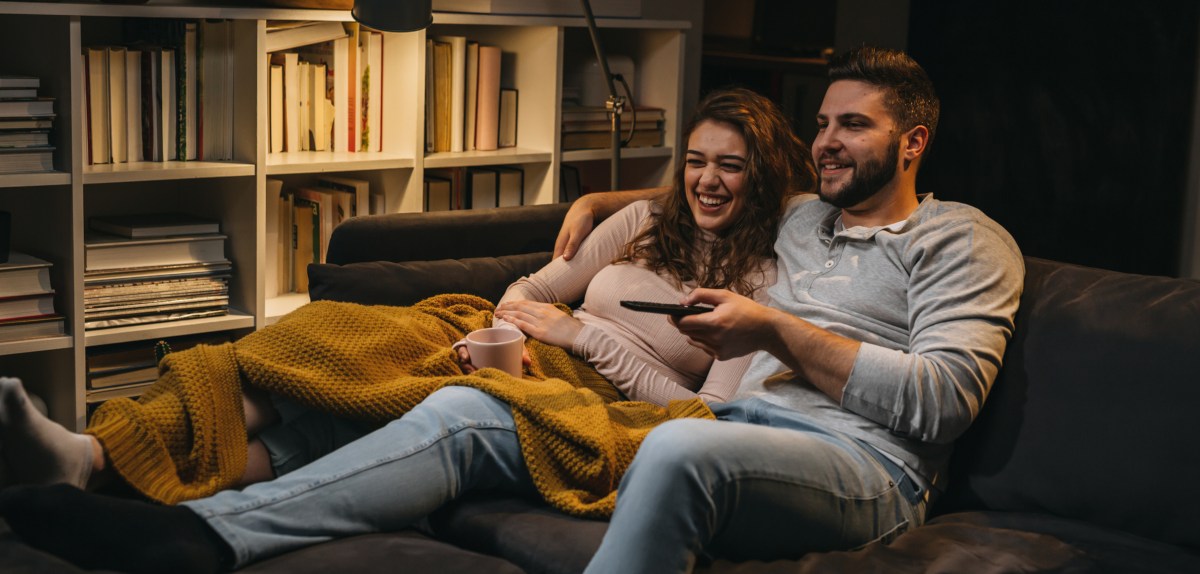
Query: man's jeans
182 386 537 569
584 398 925 574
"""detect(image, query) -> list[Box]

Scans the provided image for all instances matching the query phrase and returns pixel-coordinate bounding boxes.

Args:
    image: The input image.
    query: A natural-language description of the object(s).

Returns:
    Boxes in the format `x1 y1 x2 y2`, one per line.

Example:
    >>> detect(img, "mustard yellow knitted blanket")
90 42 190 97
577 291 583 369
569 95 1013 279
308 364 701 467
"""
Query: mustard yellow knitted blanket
86 294 713 518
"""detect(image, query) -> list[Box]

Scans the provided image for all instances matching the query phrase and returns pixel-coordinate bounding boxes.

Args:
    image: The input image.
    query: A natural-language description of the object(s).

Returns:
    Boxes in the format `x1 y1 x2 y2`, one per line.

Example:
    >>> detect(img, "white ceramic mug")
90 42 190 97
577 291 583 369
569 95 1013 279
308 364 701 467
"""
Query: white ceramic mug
465 327 525 377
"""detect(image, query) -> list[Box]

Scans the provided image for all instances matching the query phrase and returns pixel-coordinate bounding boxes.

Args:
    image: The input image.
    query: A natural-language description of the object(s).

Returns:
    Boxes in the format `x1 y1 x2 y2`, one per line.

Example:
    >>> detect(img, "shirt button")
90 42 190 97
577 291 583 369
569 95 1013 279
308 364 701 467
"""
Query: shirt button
825 260 834 268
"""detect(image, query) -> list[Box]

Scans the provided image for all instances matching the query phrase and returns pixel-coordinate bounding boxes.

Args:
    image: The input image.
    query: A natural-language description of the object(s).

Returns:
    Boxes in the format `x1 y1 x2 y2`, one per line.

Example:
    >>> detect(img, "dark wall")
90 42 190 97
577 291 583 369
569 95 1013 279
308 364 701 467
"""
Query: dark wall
908 0 1198 276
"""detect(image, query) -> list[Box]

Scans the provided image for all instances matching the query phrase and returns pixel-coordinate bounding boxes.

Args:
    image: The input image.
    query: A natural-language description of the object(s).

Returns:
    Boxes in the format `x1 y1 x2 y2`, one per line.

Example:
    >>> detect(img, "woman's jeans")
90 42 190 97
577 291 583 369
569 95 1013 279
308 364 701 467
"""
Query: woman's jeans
182 386 537 568
584 398 925 574
182 390 921 572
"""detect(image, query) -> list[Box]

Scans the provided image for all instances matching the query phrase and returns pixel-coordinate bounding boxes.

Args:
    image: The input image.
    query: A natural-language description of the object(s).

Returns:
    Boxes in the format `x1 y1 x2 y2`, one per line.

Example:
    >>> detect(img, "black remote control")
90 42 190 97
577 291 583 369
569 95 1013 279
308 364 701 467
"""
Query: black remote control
620 300 714 317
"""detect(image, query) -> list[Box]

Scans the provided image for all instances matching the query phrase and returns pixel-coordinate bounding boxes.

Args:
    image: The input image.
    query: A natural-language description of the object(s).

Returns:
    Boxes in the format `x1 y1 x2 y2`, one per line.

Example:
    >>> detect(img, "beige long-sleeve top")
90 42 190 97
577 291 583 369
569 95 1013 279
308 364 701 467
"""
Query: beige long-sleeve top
497 200 775 406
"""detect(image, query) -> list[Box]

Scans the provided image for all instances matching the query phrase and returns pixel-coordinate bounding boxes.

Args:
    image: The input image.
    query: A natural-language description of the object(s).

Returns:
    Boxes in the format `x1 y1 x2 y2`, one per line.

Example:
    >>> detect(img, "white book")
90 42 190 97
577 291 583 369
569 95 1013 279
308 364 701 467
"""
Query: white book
85 47 111 164
84 232 228 272
467 167 497 210
125 49 143 162
298 60 311 151
433 36 466 152
494 166 523 207
269 65 283 154
266 21 348 53
498 88 517 148
282 52 299 153
265 178 283 296
0 252 54 298
107 46 128 164
310 63 329 151
316 174 368 217
465 41 479 152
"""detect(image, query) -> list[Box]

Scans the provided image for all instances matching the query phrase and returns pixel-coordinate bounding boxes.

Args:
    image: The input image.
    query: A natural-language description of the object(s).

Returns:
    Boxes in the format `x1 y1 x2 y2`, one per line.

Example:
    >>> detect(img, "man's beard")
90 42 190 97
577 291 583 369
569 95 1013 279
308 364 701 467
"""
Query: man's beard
818 139 900 209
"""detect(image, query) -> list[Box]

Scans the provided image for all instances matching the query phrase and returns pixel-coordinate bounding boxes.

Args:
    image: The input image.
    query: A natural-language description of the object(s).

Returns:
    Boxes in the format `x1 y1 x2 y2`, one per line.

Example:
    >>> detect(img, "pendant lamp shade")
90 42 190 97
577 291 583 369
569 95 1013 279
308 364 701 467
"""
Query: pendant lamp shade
353 0 433 32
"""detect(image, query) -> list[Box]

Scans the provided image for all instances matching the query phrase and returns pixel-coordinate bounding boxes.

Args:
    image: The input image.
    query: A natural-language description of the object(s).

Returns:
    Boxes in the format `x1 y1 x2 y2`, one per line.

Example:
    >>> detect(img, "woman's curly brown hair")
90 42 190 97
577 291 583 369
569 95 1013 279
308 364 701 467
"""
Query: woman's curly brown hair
615 87 816 296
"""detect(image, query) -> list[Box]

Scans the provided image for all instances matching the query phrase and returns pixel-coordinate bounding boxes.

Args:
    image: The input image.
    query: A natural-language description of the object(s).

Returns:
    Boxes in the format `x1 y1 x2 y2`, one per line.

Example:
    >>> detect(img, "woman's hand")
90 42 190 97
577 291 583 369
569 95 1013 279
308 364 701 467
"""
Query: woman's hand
456 342 532 374
495 300 584 350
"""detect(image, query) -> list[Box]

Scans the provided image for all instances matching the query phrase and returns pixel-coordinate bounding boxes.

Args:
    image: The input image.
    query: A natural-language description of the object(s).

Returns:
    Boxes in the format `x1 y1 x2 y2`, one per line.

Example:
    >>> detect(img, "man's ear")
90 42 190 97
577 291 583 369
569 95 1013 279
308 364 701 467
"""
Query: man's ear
902 125 930 161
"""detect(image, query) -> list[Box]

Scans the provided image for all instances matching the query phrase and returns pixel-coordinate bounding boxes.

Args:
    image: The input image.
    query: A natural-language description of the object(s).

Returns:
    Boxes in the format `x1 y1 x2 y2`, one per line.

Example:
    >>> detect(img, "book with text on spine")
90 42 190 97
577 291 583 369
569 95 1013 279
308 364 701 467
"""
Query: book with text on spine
89 213 220 238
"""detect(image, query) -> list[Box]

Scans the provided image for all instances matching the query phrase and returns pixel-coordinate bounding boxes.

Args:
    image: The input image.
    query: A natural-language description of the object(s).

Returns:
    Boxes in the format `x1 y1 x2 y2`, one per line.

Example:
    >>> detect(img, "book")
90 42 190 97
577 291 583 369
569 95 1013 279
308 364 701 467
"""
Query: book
297 60 311 150
298 36 349 153
269 64 283 153
265 178 283 296
344 22 360 153
0 292 55 321
83 261 232 286
0 97 55 118
498 88 517 148
362 30 383 152
277 52 300 152
561 105 665 123
466 166 497 209
162 48 177 161
0 314 64 343
315 174 368 217
278 187 294 293
183 21 198 161
560 163 582 202
310 62 329 151
140 48 162 162
0 146 54 173
562 117 664 133
199 19 236 161
0 130 50 148
84 231 227 272
424 39 436 153
0 89 36 98
431 0 642 17
84 308 227 330
0 75 39 89
293 187 351 263
465 41 479 152
431 39 452 152
493 166 524 207
475 44 501 151
434 35 467 152
125 48 143 162
562 128 663 150
108 46 128 163
0 252 53 297
292 198 318 293
84 46 110 164
0 117 54 130
424 175 452 212
89 213 220 238
266 21 348 53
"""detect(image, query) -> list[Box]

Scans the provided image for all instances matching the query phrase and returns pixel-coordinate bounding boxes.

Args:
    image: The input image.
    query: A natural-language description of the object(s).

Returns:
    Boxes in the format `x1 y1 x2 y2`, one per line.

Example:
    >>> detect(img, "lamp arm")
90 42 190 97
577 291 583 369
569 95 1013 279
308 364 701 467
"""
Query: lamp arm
579 0 622 190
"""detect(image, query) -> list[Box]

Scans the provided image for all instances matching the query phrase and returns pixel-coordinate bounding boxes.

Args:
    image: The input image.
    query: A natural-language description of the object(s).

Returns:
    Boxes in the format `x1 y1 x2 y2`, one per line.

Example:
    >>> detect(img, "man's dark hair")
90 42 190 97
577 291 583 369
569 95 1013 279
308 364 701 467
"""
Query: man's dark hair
828 46 940 143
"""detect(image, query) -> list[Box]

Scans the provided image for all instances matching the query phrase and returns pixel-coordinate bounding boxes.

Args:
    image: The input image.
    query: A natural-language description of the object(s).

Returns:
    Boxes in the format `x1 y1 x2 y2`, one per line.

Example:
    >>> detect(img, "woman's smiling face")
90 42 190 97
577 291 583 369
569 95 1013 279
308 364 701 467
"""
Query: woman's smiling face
683 119 749 234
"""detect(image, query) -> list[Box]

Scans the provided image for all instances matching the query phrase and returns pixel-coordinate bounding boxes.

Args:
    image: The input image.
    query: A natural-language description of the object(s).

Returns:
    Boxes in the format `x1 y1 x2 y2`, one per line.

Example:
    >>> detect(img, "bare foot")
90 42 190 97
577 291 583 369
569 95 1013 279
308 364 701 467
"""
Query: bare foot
0 377 93 487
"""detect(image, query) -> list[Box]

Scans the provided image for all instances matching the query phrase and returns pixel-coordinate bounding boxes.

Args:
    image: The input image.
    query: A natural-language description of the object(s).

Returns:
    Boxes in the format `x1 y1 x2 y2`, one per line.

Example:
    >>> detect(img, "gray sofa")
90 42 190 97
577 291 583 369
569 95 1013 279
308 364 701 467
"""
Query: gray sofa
4 202 1200 573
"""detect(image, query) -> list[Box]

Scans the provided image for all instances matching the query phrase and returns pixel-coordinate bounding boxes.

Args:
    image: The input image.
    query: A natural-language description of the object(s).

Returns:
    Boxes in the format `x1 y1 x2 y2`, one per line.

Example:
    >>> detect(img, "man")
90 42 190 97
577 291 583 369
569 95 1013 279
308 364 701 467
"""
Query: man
565 46 1024 573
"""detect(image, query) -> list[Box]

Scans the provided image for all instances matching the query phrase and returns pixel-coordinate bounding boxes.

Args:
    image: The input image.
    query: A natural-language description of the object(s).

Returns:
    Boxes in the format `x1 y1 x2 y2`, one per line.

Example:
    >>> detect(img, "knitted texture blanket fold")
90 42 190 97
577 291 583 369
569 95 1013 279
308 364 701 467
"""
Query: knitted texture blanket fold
87 294 713 518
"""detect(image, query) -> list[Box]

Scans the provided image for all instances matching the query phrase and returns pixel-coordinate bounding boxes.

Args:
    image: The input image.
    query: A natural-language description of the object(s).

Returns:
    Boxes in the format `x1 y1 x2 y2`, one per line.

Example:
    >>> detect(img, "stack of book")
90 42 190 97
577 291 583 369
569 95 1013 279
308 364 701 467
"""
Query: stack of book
83 213 231 330
560 105 665 151
85 332 232 406
0 74 55 174
266 175 369 295
425 36 517 153
0 252 65 342
82 19 235 166
267 21 387 154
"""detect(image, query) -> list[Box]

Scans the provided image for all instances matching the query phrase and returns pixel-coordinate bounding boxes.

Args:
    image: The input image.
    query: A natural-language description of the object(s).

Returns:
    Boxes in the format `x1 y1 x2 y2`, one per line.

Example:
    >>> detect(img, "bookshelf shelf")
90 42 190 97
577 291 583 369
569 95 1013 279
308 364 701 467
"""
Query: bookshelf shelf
0 335 73 358
82 310 255 348
82 161 256 185
266 151 415 175
0 3 688 430
423 147 553 169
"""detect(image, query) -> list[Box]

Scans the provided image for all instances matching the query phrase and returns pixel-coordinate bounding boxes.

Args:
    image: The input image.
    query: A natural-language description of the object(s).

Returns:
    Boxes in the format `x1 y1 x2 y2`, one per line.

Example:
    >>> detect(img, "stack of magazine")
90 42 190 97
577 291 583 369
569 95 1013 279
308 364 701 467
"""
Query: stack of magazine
83 212 231 330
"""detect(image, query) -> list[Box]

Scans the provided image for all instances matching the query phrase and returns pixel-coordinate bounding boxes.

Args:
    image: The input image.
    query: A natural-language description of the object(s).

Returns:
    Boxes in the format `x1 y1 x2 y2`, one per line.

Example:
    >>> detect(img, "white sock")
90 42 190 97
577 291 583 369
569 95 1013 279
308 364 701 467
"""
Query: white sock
0 377 93 488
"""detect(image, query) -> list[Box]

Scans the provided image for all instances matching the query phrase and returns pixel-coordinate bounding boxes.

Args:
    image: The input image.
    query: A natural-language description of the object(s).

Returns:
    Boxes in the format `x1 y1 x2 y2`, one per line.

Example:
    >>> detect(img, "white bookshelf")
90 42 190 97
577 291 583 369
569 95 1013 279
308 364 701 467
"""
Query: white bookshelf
0 2 688 430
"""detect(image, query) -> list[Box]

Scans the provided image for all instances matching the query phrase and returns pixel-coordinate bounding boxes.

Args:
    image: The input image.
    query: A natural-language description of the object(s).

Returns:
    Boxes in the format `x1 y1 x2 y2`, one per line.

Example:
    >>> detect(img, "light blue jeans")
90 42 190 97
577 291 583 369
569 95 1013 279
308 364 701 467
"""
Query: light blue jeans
181 386 537 569
584 398 925 574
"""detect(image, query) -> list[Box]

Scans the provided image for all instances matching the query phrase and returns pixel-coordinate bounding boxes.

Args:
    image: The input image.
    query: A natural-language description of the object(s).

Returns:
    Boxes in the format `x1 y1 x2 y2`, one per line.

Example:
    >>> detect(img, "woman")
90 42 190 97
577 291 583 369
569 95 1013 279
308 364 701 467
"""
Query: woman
0 87 814 572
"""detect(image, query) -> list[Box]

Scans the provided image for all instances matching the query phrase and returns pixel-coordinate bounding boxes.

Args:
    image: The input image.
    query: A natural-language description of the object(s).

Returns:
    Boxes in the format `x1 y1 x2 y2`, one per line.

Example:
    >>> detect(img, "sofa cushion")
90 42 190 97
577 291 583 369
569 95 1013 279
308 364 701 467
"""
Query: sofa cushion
940 257 1200 552
308 252 552 307
239 530 524 574
430 494 608 574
